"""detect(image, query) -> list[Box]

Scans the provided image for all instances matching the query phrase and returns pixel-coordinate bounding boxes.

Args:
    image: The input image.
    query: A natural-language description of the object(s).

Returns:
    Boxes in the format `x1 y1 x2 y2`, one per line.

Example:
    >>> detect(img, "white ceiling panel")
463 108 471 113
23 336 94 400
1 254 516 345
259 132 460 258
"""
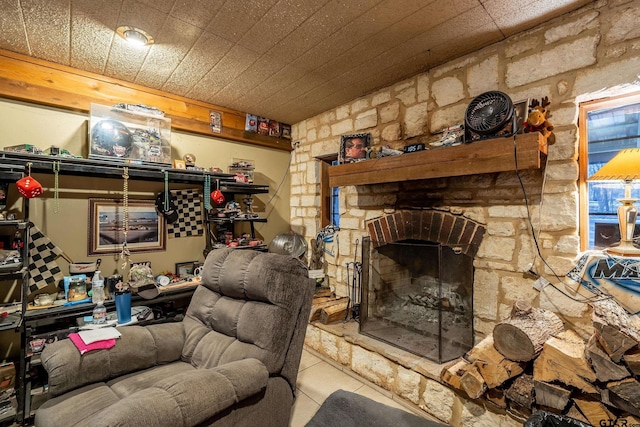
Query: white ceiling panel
0 0 594 124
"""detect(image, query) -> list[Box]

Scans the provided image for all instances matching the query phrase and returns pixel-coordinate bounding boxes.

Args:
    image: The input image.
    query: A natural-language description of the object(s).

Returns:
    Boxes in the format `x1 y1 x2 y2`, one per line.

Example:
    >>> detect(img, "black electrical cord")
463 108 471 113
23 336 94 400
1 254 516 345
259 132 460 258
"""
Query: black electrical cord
512 133 612 303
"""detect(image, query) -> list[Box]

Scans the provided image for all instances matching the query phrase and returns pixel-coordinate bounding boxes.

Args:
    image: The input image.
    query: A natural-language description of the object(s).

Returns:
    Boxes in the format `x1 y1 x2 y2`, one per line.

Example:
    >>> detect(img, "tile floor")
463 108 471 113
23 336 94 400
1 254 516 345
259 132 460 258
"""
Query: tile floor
290 347 437 426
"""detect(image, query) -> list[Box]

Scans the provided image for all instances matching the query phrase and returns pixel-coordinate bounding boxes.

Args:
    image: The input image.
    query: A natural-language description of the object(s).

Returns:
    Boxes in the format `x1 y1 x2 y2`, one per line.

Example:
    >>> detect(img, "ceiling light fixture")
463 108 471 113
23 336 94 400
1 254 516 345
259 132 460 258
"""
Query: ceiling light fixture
116 26 154 48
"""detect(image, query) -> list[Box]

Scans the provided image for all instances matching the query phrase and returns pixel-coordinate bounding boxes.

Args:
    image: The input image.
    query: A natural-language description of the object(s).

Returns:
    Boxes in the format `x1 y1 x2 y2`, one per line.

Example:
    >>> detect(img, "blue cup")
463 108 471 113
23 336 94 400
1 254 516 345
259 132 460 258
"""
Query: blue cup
115 290 131 324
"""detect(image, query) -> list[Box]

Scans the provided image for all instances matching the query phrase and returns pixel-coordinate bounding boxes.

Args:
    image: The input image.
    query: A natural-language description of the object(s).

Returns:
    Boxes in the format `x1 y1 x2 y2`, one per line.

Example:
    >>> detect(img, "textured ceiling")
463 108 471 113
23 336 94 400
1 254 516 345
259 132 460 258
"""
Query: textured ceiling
0 0 592 125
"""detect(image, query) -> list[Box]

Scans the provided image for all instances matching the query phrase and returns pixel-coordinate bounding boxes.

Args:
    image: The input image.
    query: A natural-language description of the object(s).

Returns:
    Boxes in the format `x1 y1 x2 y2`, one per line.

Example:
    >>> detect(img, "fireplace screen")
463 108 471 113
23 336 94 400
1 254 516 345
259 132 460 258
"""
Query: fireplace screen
360 237 474 363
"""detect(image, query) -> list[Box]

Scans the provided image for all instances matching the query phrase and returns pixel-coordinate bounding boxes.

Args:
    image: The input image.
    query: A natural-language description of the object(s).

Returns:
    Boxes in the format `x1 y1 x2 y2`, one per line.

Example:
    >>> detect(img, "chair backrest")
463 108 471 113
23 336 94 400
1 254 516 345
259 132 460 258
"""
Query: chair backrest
182 248 314 390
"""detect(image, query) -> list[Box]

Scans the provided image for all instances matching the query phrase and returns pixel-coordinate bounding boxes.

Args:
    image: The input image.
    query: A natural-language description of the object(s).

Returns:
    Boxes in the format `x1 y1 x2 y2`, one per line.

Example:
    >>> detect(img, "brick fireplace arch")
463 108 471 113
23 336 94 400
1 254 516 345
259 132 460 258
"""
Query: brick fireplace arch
366 209 486 256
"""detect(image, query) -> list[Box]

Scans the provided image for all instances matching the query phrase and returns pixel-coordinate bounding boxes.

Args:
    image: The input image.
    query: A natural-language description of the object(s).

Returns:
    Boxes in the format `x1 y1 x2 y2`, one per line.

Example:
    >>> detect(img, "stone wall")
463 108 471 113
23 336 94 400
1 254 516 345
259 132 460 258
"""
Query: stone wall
294 2 640 423
292 0 640 338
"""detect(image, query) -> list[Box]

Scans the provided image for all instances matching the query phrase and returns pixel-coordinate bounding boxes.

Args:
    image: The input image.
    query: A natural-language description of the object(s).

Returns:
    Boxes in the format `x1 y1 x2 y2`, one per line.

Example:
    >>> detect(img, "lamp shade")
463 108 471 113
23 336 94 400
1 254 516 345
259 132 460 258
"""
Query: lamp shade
589 148 640 181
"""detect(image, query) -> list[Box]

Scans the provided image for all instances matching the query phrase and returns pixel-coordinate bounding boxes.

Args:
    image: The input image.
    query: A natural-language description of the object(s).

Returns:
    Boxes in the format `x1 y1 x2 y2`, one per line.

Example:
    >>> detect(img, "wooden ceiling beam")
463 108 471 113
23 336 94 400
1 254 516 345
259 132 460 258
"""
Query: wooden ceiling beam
0 49 291 152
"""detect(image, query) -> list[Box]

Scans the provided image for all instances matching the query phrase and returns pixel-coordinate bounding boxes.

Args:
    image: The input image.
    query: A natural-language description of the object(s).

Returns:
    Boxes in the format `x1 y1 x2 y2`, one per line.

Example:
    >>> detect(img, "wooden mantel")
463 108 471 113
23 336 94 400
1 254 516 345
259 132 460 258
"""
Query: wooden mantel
328 132 547 187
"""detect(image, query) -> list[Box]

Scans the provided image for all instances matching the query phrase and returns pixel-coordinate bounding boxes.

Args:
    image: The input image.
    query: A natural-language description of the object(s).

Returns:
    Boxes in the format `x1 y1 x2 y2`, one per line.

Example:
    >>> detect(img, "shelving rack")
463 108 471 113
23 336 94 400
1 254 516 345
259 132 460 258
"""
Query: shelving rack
0 153 271 424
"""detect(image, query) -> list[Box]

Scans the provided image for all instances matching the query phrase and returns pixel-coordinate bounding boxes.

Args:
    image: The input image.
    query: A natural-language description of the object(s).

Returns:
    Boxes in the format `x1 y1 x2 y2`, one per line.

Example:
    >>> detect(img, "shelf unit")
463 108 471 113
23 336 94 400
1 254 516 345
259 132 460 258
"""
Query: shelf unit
0 163 29 425
205 183 270 253
328 132 547 187
0 153 271 424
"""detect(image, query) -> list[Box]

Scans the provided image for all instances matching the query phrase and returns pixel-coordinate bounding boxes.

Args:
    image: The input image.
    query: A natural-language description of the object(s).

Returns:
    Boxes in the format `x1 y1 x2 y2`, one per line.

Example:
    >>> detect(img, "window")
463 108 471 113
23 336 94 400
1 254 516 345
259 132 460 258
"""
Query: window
318 155 340 228
330 160 340 227
579 92 640 251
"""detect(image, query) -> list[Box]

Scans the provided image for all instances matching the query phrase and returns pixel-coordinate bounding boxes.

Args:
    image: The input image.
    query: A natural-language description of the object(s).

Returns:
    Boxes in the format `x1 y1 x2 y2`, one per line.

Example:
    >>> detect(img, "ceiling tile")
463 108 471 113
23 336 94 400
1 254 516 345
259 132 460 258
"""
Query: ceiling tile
188 44 259 102
137 0 174 14
269 0 381 60
237 0 329 54
104 0 169 83
162 30 234 96
211 55 285 106
0 0 30 54
70 0 122 74
135 15 203 89
205 0 280 44
170 0 226 29
118 0 167 37
487 0 593 37
0 0 593 124
21 0 70 64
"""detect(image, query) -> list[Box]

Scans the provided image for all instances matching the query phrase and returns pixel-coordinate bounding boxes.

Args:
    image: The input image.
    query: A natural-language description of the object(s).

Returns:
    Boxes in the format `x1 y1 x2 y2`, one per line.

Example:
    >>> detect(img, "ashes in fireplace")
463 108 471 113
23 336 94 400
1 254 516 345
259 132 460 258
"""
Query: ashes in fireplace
360 237 474 363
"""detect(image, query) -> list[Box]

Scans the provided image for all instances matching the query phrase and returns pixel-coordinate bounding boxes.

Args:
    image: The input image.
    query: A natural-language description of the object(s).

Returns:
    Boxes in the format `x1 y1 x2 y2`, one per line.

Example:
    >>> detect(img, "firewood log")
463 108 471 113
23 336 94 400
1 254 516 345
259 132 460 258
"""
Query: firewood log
460 365 487 399
464 335 525 389
585 334 630 382
623 348 640 376
533 380 571 411
505 374 534 410
591 299 640 363
573 396 615 427
533 330 597 393
441 358 471 390
493 300 564 361
313 288 334 298
591 298 640 343
566 403 590 424
319 300 349 324
607 378 640 418
594 322 638 363
485 388 507 410
309 297 347 322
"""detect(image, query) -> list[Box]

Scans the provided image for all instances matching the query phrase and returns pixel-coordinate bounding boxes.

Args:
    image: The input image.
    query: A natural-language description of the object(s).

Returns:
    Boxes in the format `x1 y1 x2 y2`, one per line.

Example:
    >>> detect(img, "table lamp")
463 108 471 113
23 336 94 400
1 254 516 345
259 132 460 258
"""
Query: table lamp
589 148 640 256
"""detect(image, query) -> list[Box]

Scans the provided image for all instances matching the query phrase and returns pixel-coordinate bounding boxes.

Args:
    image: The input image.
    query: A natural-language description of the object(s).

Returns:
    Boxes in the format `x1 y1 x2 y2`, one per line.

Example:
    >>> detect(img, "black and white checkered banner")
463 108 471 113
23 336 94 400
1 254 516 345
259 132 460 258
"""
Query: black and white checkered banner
28 225 64 293
167 189 204 238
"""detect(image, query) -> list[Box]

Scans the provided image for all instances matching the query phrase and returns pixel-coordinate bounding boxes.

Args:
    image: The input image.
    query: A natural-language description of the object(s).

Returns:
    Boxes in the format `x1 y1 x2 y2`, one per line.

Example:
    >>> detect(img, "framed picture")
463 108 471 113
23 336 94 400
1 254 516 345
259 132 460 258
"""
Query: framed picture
88 199 165 255
514 99 530 134
173 159 186 170
175 261 202 278
339 133 371 164
0 182 8 211
209 110 222 134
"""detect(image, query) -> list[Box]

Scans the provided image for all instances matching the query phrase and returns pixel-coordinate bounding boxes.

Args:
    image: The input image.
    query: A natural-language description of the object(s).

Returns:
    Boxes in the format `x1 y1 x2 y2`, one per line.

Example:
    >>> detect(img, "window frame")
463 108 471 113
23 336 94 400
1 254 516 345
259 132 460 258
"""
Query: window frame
317 154 339 228
578 91 640 251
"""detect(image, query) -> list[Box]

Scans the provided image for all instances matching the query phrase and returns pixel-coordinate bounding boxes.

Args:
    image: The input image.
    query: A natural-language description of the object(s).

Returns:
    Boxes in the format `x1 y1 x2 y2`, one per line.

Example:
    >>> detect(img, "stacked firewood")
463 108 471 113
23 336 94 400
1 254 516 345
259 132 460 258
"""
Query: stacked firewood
442 299 640 425
309 288 350 324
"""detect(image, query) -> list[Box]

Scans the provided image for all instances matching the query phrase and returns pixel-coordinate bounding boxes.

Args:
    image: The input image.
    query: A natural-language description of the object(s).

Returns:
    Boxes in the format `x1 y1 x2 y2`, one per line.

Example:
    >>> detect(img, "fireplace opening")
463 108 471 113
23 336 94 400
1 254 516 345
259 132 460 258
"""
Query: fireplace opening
360 237 474 363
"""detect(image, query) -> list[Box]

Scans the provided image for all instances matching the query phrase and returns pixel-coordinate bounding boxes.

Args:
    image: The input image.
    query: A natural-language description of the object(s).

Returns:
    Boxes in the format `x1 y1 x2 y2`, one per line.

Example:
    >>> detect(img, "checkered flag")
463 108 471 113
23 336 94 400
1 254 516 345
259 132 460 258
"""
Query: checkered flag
167 189 204 238
28 225 64 293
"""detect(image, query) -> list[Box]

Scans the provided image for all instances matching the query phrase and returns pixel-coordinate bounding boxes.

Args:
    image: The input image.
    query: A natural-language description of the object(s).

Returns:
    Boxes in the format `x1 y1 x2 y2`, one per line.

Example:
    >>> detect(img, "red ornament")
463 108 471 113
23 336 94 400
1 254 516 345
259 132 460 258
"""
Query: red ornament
211 190 225 205
16 176 43 198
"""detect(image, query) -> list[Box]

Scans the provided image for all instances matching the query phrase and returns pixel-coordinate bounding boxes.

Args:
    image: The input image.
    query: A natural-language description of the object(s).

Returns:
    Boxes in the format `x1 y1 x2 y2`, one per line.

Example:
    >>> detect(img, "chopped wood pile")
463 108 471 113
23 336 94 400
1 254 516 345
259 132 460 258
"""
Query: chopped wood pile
309 288 349 324
441 299 640 425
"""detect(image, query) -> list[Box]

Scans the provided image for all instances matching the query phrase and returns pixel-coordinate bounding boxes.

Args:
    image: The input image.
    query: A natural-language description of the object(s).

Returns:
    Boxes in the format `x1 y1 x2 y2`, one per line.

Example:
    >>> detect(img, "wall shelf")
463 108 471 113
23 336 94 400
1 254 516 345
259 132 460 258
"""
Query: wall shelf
328 132 547 187
0 152 266 192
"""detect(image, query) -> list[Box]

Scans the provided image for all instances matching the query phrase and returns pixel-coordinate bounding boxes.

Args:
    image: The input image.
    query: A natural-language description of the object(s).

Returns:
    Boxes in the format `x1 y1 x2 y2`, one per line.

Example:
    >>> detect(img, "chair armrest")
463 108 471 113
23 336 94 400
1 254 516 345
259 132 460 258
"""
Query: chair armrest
41 322 185 396
88 358 269 427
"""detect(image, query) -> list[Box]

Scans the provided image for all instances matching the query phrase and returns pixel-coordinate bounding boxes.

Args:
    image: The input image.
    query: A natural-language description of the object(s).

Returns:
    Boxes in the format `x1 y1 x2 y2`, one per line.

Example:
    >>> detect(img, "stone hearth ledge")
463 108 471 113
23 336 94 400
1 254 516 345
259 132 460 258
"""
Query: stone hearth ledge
305 321 522 426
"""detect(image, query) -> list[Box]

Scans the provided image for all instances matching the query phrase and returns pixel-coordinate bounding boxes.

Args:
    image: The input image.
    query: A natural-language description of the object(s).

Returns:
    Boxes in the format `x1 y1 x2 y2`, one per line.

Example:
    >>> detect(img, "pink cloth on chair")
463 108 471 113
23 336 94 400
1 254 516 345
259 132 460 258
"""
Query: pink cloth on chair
68 332 116 355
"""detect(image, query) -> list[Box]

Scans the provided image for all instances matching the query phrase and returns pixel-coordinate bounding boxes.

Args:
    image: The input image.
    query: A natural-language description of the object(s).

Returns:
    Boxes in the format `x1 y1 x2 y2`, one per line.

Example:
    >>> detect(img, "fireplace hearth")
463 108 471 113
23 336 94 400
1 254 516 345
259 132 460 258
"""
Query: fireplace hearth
362 210 486 363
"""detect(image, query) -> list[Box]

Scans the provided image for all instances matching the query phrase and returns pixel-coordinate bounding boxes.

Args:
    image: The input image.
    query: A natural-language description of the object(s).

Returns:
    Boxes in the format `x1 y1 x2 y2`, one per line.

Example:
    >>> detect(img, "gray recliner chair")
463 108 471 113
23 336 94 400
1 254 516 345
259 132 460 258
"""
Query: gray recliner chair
35 249 314 427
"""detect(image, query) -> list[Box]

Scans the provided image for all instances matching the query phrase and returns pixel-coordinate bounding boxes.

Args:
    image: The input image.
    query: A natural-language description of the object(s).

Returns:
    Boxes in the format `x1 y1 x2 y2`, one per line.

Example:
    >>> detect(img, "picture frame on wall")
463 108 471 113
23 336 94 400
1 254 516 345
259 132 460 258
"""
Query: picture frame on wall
88 198 165 255
339 133 371 164
209 110 222 134
514 99 530 134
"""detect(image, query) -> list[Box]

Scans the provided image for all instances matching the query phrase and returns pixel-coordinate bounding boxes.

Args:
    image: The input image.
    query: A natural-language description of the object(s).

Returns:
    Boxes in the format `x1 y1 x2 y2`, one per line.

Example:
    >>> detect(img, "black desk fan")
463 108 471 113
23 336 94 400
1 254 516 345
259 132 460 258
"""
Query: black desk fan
464 90 517 142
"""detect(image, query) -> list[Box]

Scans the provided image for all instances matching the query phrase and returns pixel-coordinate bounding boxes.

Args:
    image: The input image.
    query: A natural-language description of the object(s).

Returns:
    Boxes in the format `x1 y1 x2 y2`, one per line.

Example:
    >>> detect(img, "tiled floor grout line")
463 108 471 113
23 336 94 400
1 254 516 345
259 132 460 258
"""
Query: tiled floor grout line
301 346 439 420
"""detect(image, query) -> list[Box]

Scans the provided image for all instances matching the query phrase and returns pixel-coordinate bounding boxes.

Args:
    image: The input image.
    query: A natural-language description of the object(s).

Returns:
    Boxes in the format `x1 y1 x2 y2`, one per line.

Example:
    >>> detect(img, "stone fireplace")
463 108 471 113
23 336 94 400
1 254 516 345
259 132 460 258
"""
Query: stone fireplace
288 2 640 423
361 210 485 363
